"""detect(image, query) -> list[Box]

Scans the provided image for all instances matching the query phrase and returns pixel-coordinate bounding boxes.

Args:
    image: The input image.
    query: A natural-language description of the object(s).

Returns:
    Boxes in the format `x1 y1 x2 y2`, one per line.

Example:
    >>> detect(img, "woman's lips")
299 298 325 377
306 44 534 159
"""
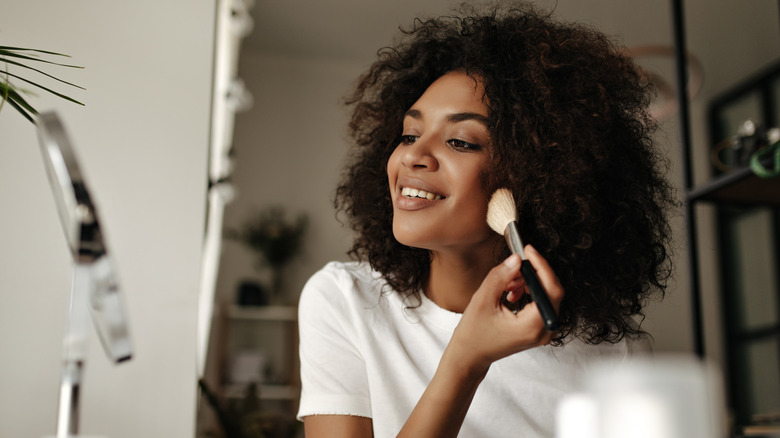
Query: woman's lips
393 177 446 210
396 194 442 210
395 184 446 210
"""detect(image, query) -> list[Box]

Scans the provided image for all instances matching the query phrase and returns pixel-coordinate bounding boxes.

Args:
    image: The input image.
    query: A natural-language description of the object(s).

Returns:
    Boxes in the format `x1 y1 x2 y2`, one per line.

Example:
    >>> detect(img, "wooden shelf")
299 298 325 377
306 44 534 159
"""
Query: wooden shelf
224 383 299 400
227 304 298 321
738 424 780 437
688 162 780 207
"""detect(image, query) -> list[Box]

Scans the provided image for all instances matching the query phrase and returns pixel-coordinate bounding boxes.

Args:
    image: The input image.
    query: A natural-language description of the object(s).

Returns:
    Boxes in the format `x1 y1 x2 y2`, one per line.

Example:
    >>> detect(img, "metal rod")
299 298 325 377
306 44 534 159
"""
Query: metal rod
55 265 91 437
56 360 83 438
671 0 705 357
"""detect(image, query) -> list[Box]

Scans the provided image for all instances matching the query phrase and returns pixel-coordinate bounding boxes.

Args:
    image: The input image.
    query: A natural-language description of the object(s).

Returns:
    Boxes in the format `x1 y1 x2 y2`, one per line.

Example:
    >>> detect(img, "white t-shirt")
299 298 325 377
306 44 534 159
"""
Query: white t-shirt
297 261 650 437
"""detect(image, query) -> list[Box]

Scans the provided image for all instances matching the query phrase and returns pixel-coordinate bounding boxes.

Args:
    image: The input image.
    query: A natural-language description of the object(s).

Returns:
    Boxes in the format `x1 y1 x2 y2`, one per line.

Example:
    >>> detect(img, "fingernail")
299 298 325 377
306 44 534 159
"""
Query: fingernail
504 254 520 269
526 244 537 255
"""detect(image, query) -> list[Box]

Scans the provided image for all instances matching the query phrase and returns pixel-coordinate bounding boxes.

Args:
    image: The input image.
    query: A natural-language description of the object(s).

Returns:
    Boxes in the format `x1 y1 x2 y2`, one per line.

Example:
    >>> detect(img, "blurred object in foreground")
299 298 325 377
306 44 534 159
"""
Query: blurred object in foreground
557 354 726 438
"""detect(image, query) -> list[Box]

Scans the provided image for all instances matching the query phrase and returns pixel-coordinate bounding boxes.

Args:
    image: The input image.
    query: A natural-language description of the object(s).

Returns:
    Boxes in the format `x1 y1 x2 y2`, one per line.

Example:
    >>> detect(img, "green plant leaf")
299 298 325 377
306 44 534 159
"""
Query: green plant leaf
0 56 85 90
0 46 74 57
0 48 83 69
1 81 38 115
0 45 84 123
4 69 84 106
4 95 36 123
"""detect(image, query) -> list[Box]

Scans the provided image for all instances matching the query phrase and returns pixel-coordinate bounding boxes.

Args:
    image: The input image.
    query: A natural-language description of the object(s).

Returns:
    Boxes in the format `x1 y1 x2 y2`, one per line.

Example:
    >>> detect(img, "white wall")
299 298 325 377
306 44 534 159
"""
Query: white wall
0 1 214 437
215 52 360 309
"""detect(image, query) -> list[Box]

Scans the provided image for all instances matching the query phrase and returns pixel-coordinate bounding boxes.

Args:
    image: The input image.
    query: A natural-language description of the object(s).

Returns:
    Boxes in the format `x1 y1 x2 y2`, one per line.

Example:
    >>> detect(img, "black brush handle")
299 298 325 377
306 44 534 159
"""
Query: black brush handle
521 260 559 331
504 222 559 331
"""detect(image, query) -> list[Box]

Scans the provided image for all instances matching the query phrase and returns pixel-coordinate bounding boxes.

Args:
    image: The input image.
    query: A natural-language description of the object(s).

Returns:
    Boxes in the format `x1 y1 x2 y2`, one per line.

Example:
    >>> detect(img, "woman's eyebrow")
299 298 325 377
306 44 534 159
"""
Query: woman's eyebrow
404 109 489 126
404 109 423 119
447 112 489 125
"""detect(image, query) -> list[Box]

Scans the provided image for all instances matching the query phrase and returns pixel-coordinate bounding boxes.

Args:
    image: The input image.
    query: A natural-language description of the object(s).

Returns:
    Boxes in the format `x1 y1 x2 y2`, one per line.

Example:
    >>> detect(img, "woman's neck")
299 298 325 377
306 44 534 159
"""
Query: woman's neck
424 243 500 313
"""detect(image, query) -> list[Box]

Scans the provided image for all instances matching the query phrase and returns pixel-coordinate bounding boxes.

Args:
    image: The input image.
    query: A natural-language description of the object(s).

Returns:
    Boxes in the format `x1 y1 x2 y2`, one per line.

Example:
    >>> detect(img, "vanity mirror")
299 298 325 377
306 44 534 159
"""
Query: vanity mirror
37 112 133 437
0 1 214 437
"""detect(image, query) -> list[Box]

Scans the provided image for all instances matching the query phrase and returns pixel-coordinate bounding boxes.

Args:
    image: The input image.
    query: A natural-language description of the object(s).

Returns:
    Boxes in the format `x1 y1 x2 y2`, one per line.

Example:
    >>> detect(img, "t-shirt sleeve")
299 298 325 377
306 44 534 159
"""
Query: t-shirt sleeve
297 263 373 420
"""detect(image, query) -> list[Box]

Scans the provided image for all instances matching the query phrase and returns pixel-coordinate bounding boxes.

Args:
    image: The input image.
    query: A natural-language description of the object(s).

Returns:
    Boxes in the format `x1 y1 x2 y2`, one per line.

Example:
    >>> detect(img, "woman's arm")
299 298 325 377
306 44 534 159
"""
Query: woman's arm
304 415 374 438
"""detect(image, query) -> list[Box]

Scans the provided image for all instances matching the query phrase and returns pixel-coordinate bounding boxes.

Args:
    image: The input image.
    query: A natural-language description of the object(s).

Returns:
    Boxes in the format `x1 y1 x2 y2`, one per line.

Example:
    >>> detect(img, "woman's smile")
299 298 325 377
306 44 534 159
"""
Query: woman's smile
395 176 447 210
395 188 445 210
401 187 444 201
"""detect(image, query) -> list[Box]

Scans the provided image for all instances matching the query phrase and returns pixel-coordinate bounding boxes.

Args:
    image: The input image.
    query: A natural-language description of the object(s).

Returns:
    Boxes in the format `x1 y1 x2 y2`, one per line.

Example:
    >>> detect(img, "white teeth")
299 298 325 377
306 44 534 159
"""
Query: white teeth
401 187 443 200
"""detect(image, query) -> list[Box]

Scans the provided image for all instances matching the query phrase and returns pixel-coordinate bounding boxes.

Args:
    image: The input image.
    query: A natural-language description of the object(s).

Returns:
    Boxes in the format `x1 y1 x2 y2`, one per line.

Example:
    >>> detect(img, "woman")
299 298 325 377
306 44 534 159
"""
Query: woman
297 3 676 437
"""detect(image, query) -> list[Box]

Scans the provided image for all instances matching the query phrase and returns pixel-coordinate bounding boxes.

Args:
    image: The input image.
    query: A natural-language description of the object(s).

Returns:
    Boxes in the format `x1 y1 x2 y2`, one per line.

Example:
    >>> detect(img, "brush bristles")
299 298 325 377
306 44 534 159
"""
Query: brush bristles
486 188 518 235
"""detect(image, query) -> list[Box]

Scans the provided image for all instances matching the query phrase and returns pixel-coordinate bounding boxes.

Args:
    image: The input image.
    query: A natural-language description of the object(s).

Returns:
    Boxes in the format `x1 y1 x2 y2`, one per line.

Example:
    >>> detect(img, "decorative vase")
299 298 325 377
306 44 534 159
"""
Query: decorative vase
236 280 269 307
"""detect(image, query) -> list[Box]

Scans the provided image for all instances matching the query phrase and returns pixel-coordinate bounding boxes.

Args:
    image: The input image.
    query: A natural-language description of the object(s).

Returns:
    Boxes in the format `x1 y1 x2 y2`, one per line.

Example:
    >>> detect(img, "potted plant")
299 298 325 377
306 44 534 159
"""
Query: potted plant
228 207 307 305
1 45 84 122
198 379 299 438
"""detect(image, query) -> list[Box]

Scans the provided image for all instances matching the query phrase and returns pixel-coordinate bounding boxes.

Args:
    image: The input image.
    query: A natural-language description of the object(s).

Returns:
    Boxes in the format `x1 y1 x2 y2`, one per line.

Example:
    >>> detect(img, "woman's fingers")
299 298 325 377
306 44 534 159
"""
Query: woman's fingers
481 254 522 300
456 249 563 364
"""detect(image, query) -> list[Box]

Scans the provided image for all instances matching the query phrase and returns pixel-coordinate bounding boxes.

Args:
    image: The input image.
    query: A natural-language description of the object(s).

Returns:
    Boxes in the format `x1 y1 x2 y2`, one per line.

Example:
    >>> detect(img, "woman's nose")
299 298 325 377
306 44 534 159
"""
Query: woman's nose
401 136 439 171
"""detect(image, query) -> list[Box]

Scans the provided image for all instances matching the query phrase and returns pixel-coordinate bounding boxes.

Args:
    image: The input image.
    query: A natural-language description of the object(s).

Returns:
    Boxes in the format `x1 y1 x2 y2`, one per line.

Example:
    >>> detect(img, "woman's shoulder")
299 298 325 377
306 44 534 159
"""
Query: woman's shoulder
300 260 387 309
306 260 382 289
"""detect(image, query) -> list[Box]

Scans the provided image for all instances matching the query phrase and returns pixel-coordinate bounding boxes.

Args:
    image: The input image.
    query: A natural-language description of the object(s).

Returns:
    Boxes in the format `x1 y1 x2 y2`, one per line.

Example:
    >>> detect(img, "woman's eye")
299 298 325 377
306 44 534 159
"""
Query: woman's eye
399 134 418 145
448 139 481 151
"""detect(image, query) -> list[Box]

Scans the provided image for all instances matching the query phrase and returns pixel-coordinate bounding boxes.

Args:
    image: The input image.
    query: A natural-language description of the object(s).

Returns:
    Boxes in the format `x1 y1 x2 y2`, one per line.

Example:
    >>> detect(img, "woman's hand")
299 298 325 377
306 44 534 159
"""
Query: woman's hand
447 245 565 374
398 245 565 437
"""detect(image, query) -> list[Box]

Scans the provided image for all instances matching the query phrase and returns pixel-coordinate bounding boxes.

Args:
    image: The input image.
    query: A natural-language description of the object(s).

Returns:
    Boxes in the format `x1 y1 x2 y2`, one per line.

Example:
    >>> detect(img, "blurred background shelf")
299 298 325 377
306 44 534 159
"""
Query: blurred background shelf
227 304 298 321
223 383 299 401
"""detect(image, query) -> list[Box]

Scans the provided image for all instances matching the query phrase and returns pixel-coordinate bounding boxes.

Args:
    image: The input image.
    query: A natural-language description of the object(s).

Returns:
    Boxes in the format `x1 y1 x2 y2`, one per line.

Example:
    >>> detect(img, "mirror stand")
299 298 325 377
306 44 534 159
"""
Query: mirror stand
36 112 132 438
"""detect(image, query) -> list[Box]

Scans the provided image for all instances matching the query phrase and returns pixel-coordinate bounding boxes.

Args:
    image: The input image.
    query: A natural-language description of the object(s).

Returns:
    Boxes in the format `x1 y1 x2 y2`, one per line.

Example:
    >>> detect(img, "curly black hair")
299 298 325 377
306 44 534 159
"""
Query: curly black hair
334 1 677 345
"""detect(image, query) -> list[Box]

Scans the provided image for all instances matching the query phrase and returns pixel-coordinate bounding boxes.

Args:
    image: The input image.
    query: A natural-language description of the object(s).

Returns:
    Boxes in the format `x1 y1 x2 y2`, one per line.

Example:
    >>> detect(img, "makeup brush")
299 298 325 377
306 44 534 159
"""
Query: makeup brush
487 188 559 331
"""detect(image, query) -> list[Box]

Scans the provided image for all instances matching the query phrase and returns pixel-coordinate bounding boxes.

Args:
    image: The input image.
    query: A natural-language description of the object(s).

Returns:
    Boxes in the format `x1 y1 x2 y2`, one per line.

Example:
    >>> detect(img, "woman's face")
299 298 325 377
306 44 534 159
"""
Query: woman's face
387 71 496 255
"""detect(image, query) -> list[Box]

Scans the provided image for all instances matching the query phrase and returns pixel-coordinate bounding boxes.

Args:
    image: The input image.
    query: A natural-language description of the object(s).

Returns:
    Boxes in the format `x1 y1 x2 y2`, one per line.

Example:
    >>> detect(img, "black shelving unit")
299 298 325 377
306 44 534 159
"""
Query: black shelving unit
672 0 780 433
688 157 780 207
